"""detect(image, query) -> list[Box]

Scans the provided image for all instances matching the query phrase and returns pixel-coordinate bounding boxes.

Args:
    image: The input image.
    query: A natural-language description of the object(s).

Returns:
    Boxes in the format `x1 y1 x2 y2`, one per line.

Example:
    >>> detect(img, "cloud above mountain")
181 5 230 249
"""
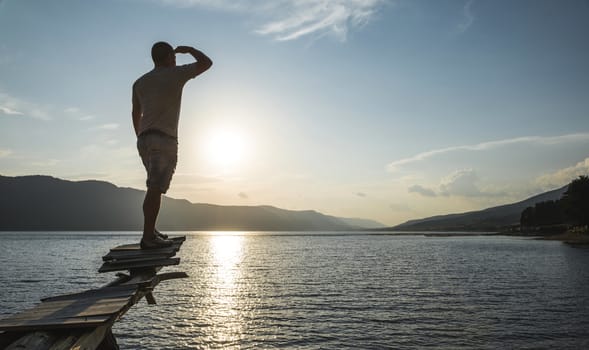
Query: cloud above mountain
536 157 589 190
408 184 437 197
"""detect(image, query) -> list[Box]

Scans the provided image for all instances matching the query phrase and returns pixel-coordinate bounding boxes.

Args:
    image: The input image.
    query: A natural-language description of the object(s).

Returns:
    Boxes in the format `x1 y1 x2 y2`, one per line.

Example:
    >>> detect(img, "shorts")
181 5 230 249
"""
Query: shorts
137 131 178 194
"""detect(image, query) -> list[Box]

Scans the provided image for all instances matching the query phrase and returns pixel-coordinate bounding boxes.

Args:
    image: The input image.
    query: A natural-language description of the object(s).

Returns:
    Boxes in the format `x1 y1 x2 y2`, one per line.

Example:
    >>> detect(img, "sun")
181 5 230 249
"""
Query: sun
203 128 248 169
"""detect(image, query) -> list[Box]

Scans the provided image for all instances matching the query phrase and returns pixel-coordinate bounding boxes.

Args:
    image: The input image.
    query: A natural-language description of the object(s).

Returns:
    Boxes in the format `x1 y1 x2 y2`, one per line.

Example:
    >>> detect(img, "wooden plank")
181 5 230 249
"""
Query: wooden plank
155 271 189 282
98 258 180 273
41 285 137 302
94 328 118 350
101 258 175 268
4 331 58 350
1 298 132 322
113 271 187 288
102 249 176 262
0 287 136 332
0 297 130 322
0 331 27 349
109 236 185 252
119 275 157 287
0 315 112 332
47 333 79 350
101 254 177 265
99 257 179 269
65 324 110 350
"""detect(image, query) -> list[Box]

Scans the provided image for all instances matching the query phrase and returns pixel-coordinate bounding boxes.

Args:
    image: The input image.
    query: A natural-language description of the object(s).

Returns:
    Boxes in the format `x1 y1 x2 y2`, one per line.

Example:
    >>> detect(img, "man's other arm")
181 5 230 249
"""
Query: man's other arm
175 46 213 77
132 84 142 137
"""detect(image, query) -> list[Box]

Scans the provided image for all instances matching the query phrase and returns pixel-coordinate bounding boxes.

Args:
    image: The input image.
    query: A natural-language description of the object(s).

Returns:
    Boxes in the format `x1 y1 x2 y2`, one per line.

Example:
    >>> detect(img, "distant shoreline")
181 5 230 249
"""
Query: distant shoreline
537 231 589 246
1 230 587 245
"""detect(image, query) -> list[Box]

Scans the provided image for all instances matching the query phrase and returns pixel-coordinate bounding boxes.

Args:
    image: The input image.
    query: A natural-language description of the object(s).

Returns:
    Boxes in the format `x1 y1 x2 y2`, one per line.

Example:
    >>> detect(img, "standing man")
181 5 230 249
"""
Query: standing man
132 42 212 249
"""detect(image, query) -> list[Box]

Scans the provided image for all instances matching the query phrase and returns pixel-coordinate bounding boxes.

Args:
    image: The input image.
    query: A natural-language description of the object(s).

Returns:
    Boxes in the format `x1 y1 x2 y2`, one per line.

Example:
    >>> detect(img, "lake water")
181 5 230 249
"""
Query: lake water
1 232 589 349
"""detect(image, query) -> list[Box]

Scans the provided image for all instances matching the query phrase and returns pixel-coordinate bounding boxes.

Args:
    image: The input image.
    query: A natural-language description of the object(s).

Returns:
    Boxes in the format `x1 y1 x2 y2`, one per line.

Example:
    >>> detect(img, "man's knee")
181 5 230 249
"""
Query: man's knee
145 186 163 200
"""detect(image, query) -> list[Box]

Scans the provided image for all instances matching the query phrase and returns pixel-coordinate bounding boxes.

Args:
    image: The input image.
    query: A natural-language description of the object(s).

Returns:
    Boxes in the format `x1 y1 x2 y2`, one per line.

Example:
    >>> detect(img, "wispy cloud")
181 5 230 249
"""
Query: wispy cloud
439 168 482 197
156 0 386 42
387 133 589 173
94 123 120 130
0 92 51 120
456 0 475 33
0 105 23 116
409 168 507 199
29 159 60 167
65 106 95 121
0 148 12 158
64 107 80 114
408 184 436 197
256 0 385 41
389 202 411 212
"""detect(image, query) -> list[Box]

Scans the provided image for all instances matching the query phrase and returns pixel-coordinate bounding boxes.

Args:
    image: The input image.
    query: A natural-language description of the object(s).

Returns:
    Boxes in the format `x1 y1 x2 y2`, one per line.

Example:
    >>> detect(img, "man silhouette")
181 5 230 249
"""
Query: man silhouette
132 42 212 248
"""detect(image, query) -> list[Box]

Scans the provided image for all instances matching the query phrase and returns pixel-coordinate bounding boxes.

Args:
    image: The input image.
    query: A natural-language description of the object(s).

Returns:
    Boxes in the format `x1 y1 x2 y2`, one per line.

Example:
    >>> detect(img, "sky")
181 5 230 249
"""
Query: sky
1 0 588 226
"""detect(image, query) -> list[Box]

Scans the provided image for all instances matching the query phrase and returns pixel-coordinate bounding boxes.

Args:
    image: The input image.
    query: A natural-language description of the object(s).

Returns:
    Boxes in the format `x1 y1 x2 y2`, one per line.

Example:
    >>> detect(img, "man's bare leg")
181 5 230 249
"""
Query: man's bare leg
141 187 171 248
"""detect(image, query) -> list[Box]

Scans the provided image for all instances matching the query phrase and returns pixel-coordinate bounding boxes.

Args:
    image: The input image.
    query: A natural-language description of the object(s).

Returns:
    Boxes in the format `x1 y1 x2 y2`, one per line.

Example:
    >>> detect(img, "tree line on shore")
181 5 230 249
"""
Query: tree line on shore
520 175 589 233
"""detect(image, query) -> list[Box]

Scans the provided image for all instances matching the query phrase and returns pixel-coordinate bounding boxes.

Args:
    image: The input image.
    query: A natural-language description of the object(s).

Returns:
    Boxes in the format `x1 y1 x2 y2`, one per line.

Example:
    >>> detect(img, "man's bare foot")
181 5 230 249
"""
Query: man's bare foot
140 236 173 249
155 229 169 239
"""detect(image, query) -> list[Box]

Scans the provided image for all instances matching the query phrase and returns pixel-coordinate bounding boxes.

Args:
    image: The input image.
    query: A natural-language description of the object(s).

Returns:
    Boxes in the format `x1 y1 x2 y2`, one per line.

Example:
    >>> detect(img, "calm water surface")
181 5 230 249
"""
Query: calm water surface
1 232 588 349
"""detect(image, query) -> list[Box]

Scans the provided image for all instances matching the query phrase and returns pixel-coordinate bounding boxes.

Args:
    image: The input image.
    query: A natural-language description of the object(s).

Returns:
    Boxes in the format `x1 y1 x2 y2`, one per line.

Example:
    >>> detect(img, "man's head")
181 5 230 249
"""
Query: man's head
151 41 175 67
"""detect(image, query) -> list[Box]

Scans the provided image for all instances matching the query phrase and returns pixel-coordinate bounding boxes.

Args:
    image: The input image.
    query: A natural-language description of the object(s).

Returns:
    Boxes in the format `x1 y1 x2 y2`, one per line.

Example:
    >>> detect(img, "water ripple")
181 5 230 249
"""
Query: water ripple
1 233 589 349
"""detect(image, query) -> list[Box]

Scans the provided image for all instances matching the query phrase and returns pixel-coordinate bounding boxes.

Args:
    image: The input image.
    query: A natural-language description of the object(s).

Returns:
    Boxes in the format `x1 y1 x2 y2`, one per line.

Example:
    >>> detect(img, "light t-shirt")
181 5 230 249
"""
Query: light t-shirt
133 63 200 139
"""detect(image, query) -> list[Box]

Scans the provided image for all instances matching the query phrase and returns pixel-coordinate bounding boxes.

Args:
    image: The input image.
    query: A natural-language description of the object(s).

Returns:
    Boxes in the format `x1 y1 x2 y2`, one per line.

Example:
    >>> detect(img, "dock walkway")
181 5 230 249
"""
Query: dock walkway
0 236 187 349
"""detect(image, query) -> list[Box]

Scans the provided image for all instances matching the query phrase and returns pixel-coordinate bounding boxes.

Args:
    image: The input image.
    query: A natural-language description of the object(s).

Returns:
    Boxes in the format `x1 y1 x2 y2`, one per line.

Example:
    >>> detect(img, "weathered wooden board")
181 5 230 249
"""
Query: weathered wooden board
0 287 136 332
3 298 131 321
1 324 114 350
0 315 112 332
102 249 177 262
106 244 178 254
101 254 177 265
3 331 58 350
41 285 137 302
109 236 185 252
98 257 180 273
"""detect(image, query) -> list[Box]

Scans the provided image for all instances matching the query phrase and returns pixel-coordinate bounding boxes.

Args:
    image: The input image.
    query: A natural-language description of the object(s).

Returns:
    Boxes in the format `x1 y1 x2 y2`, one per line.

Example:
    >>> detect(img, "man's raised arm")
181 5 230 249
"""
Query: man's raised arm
175 46 213 76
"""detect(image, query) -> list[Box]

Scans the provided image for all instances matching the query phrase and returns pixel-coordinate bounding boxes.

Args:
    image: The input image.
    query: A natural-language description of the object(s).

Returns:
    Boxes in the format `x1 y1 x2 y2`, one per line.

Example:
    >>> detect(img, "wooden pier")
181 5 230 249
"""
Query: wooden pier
0 236 187 349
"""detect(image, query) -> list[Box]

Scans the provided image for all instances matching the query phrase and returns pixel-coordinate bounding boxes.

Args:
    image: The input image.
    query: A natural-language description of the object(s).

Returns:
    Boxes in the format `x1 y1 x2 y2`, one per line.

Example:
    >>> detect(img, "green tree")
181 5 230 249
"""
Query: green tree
520 200 565 230
520 206 535 228
561 175 589 227
534 200 565 226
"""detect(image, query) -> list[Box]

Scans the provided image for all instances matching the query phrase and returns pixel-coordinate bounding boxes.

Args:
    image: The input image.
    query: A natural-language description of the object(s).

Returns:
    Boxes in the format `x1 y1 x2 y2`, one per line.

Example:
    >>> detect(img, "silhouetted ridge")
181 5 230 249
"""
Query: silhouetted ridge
0 175 384 231
387 186 568 232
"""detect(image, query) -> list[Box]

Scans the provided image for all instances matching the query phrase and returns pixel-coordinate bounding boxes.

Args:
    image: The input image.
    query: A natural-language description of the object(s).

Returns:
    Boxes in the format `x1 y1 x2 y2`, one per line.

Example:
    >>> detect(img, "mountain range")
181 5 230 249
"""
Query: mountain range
0 175 385 231
387 185 568 232
0 175 569 232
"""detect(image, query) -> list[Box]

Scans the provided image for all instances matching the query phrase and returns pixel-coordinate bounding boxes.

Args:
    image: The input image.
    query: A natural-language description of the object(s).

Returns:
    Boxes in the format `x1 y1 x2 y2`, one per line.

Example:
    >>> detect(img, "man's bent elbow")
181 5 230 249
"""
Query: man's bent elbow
204 59 213 71
195 59 212 76
202 55 213 70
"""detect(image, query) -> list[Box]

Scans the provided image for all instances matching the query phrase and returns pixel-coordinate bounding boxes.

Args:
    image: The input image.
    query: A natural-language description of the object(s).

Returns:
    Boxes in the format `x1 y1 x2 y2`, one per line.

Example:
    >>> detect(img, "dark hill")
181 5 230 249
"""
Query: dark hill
0 175 383 231
388 186 568 232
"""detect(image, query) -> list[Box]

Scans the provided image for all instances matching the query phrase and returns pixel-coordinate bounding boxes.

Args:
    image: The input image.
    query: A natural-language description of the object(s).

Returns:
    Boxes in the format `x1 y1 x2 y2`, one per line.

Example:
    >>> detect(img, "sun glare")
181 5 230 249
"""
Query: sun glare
203 128 249 169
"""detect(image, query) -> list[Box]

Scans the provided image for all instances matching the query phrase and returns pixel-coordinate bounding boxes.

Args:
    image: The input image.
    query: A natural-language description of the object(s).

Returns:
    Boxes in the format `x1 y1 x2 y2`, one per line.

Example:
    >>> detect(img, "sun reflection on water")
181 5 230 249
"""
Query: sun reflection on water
203 233 246 346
